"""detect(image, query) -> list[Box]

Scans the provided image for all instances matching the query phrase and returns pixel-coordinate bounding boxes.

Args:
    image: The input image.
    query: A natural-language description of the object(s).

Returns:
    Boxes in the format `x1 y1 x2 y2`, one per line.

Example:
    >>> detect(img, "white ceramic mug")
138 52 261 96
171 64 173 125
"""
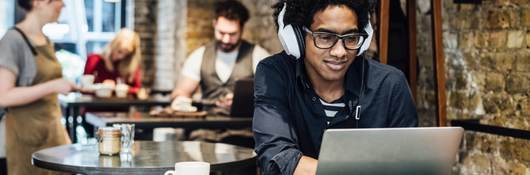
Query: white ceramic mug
164 161 210 175
115 84 129 98
80 75 95 89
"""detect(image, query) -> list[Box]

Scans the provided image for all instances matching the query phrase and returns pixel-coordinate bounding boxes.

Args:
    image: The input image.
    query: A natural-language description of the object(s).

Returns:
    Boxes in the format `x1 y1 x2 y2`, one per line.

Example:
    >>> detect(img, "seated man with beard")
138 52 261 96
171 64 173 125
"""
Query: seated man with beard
171 0 270 115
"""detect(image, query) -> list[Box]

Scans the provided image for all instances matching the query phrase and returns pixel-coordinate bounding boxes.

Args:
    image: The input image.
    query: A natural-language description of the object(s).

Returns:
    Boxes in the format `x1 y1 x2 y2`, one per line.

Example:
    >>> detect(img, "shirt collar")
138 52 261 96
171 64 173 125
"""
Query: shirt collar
295 56 366 97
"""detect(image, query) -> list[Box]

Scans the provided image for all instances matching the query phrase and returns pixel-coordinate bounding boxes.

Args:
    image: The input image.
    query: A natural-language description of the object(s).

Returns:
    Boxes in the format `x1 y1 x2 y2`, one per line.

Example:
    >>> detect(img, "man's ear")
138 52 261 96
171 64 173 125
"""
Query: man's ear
212 19 217 27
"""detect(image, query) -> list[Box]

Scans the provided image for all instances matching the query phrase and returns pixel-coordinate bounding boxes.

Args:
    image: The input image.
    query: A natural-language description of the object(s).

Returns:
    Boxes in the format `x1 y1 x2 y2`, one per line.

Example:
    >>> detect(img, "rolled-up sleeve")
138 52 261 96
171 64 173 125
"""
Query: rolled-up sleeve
253 60 302 175
0 31 21 76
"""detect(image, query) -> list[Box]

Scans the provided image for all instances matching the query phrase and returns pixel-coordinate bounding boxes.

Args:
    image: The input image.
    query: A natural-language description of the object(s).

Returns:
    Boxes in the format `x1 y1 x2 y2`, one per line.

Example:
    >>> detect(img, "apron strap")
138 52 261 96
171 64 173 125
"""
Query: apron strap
12 27 38 56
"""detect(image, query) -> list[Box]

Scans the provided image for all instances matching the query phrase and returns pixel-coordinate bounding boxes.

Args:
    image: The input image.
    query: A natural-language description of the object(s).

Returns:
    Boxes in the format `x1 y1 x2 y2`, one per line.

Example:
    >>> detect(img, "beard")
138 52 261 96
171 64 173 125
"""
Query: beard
216 40 240 52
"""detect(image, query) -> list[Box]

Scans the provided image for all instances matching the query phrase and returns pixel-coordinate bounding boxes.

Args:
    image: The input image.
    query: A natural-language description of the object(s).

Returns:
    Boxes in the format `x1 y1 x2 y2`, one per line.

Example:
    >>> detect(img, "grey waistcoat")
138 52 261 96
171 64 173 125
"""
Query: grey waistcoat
199 40 254 101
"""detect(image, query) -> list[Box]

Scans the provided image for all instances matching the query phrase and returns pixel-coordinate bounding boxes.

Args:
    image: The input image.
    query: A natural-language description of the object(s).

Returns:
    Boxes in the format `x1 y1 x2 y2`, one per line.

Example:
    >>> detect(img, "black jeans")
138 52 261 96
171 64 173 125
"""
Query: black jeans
0 158 6 175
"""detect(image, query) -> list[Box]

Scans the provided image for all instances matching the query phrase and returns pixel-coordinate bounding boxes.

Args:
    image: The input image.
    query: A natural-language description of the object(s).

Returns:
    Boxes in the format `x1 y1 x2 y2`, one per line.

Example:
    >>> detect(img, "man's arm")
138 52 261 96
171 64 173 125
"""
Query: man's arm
170 47 205 99
170 75 199 99
253 59 304 175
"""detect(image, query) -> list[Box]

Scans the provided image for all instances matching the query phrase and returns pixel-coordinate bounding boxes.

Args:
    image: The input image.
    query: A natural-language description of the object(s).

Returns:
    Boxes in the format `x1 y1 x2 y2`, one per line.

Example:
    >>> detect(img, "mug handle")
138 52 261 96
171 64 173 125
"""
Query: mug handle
164 170 175 175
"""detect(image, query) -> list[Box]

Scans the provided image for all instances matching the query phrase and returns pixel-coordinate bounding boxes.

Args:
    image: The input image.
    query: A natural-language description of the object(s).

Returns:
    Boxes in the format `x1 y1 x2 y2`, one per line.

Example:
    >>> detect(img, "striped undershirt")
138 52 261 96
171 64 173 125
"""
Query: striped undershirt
319 98 347 125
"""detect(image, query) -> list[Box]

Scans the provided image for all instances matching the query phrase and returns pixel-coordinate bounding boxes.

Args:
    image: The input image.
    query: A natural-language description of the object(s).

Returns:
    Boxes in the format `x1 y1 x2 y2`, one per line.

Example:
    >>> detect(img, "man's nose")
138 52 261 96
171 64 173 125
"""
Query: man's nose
330 39 347 58
222 34 231 43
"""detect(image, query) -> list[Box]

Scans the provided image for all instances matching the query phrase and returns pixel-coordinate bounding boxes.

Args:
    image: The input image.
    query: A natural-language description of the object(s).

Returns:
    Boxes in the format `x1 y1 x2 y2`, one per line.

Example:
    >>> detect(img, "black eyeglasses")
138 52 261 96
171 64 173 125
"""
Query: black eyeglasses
303 27 367 50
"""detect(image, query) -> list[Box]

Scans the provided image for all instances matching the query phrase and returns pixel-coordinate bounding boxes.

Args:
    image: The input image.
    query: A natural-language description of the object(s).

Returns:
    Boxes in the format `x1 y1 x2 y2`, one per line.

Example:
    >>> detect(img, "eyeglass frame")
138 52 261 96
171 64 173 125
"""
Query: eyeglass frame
302 27 368 50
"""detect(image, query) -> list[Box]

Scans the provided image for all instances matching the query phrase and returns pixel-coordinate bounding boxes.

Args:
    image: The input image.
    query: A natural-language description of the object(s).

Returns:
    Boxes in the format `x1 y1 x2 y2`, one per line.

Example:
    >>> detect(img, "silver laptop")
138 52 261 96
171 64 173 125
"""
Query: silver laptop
317 127 464 175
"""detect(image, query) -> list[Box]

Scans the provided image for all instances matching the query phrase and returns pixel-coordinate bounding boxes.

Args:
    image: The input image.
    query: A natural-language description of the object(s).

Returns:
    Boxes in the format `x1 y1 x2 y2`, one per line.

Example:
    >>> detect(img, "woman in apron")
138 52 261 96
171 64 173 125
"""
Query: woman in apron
0 0 77 174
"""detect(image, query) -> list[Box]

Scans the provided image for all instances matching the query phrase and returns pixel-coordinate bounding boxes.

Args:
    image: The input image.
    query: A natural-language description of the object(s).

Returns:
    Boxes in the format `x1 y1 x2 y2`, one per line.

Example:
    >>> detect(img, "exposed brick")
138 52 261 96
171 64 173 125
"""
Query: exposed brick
418 1 530 173
484 9 517 29
523 7 530 27
451 12 478 30
514 52 530 72
489 31 507 49
461 153 493 175
473 31 508 49
475 32 489 48
488 52 514 72
507 31 525 48
458 4 476 11
458 32 475 49
485 72 505 91
526 33 530 48
520 98 530 118
506 73 530 94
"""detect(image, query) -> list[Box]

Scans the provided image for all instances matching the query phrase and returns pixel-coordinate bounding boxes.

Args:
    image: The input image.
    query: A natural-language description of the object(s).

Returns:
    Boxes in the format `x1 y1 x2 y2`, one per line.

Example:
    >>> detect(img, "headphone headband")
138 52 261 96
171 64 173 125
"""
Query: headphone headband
277 3 373 58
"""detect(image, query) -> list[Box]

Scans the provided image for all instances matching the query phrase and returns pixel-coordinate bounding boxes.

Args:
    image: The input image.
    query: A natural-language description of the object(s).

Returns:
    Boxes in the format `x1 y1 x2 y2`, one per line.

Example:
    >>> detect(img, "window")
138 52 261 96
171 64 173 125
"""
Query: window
0 0 14 37
43 0 127 58
41 0 128 83
83 0 124 54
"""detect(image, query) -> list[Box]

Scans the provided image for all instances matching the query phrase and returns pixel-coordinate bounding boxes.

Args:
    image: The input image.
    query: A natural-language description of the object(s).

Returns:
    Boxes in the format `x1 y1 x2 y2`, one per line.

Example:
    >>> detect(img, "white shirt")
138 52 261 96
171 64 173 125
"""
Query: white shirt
181 44 270 83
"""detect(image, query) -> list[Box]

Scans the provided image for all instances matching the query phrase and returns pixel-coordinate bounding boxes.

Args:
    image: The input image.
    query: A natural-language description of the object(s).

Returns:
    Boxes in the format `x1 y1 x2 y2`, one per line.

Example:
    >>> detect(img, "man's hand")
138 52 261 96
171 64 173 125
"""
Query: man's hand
294 156 318 175
215 93 233 110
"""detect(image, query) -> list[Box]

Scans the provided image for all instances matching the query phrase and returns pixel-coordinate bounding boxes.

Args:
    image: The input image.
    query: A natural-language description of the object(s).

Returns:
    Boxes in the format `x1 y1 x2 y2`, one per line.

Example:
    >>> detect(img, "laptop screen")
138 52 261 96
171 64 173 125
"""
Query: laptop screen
316 127 464 175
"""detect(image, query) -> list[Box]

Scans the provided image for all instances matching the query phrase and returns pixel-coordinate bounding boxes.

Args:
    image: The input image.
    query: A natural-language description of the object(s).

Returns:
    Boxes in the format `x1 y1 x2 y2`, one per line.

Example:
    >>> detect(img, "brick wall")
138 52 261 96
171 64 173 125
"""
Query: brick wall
153 0 187 90
133 0 157 87
187 0 281 55
417 0 530 174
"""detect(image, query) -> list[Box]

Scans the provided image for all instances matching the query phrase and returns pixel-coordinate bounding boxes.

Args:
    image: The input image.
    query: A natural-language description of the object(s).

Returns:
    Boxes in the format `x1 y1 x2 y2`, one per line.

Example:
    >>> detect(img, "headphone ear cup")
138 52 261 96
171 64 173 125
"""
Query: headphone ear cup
357 21 374 56
278 25 302 59
276 2 304 59
292 26 305 59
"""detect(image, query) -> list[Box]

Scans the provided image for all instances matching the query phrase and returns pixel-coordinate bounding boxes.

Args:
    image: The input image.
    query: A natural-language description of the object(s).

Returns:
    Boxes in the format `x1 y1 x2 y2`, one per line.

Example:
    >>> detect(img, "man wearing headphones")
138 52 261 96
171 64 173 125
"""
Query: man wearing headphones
253 0 418 174
171 0 270 114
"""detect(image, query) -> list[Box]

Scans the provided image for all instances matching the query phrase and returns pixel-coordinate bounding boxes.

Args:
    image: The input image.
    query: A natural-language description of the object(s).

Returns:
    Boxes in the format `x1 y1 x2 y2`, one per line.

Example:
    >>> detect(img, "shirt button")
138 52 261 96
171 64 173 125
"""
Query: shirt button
312 97 317 101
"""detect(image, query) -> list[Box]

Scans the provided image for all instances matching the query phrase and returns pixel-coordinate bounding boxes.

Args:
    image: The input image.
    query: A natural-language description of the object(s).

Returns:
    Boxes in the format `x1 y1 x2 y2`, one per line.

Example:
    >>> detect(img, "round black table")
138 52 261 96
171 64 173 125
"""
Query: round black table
32 141 256 175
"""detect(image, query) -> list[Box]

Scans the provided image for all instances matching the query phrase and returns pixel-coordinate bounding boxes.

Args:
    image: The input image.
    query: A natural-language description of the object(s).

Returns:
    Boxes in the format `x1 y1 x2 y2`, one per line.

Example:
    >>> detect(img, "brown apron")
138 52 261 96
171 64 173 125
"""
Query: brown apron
5 43 70 175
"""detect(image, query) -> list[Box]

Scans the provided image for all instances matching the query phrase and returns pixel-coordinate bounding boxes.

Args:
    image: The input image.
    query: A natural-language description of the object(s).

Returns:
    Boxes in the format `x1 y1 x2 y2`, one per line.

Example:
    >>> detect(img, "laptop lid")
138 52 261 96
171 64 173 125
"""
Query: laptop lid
316 127 464 175
229 79 254 118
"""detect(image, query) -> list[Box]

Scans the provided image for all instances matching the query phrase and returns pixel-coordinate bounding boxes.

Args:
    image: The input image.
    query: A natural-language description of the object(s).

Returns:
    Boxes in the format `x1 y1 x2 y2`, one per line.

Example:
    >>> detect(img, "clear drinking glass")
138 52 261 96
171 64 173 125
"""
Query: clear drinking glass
113 124 135 153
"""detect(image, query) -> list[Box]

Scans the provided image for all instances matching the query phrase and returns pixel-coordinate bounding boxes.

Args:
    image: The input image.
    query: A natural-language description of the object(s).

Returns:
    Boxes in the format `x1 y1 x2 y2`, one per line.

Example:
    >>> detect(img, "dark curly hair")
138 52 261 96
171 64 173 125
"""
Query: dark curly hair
214 0 250 27
273 0 369 32
17 0 33 11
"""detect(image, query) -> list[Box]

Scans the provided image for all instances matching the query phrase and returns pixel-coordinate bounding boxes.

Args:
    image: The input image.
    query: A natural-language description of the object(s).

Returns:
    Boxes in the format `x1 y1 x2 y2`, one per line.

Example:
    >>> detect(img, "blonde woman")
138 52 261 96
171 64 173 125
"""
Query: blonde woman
0 0 78 174
84 29 142 94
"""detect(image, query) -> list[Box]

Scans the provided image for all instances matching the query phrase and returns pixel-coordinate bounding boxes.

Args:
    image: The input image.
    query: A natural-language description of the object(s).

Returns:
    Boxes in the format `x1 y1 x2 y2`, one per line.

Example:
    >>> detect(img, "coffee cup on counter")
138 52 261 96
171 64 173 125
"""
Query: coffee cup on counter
164 161 210 175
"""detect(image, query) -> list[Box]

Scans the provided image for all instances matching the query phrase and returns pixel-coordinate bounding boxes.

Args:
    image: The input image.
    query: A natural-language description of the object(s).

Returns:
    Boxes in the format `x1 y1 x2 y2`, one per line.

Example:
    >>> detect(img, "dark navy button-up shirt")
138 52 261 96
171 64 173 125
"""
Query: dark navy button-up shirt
253 52 418 175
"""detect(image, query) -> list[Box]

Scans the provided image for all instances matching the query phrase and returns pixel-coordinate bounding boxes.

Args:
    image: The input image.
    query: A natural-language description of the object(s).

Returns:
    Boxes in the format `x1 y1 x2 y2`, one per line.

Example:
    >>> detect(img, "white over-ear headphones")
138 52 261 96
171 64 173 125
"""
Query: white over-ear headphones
277 3 305 59
277 3 374 59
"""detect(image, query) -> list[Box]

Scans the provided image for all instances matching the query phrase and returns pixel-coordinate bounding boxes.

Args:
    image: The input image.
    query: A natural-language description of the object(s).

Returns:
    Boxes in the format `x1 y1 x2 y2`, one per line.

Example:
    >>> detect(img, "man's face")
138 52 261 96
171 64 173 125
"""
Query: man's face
304 5 360 82
213 17 242 52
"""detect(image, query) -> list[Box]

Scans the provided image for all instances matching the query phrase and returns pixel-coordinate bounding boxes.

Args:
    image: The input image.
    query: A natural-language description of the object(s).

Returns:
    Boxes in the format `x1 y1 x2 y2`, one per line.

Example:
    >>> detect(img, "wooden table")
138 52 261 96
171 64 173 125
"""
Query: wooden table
32 141 257 175
60 95 171 142
86 112 253 130
84 112 254 144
